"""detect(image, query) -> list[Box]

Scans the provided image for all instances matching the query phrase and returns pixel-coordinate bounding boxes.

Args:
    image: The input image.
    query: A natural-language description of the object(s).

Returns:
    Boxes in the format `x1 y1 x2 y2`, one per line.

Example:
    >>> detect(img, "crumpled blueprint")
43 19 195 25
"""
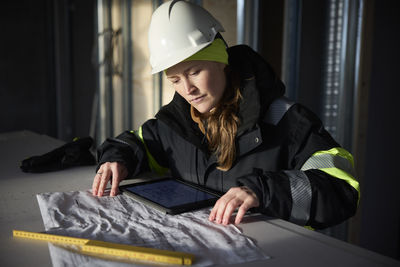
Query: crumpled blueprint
37 190 269 266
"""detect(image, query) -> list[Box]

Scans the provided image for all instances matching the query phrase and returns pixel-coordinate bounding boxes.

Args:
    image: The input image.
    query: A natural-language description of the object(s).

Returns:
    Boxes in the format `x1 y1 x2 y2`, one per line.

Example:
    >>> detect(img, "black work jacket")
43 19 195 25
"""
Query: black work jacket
97 45 359 229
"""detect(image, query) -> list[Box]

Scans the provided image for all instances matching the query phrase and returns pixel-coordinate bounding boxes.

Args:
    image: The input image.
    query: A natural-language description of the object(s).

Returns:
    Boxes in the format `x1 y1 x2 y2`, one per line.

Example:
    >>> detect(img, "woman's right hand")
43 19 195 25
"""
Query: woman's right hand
92 162 128 197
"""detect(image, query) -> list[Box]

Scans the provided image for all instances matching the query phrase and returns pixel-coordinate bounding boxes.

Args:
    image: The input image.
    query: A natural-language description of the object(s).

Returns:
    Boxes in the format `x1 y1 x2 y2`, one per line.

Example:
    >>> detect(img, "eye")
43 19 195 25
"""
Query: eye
170 79 180 84
189 70 200 76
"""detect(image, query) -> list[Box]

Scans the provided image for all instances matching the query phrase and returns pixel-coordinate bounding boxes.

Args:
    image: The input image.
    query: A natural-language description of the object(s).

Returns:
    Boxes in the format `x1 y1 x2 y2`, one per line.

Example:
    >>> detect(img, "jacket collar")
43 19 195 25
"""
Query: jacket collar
228 45 285 135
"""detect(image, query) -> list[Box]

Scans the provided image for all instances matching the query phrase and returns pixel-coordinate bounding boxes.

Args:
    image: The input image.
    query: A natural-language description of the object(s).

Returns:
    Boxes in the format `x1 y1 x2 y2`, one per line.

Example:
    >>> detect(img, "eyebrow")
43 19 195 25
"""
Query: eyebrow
167 63 201 79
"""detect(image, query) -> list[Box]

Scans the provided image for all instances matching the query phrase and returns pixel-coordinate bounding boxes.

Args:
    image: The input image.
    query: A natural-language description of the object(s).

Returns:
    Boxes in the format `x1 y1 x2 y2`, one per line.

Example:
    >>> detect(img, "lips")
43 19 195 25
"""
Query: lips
190 95 206 103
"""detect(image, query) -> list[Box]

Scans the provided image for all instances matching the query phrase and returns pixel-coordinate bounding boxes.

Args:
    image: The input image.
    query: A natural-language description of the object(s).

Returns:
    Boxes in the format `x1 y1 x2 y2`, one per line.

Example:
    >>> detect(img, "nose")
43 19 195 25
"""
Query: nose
182 78 195 94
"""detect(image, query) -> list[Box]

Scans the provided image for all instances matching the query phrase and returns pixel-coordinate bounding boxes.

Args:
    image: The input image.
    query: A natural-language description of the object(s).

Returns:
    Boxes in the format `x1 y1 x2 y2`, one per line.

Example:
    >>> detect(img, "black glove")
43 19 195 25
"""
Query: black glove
20 137 96 173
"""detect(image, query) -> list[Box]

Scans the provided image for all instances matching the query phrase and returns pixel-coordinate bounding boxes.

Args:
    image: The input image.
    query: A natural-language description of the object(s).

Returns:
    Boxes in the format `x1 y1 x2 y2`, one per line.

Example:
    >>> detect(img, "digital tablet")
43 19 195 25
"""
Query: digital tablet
119 178 220 215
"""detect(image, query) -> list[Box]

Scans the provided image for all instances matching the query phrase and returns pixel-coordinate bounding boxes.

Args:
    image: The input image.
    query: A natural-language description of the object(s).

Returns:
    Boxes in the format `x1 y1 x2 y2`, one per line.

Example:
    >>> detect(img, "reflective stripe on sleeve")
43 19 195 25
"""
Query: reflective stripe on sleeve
284 170 312 225
264 96 294 125
131 128 169 175
301 147 360 199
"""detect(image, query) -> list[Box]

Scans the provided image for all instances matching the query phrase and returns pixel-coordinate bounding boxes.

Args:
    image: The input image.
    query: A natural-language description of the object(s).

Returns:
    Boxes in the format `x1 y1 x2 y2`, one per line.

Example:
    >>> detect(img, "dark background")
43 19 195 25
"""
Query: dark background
0 0 399 261
0 0 96 140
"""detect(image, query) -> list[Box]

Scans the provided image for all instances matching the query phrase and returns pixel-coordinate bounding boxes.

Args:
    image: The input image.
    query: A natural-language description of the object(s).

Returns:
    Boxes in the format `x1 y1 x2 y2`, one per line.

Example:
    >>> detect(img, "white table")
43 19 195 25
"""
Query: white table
1 131 399 266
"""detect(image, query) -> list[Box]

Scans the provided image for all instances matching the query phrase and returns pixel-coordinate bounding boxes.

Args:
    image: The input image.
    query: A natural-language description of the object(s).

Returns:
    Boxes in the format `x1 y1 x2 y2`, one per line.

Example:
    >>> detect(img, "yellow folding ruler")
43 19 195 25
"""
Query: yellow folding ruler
13 230 194 265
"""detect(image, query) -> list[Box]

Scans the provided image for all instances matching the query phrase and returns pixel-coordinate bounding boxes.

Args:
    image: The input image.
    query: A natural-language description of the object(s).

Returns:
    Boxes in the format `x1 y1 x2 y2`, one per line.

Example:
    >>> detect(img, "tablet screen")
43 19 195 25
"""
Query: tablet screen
124 179 217 209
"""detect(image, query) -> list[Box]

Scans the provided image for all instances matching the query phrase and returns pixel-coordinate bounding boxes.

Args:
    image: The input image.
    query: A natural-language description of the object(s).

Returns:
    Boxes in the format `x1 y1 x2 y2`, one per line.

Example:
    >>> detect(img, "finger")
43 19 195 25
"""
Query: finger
222 198 241 225
209 201 220 222
92 173 101 196
214 194 235 224
209 188 238 223
92 165 104 196
110 176 119 196
97 168 111 196
234 189 260 225
234 202 251 225
214 204 225 224
209 193 229 222
210 198 226 224
110 164 122 196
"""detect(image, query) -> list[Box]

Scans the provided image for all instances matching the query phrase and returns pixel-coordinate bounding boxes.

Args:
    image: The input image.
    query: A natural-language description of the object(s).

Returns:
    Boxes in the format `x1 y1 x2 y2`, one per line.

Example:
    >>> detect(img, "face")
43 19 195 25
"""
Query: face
166 60 226 114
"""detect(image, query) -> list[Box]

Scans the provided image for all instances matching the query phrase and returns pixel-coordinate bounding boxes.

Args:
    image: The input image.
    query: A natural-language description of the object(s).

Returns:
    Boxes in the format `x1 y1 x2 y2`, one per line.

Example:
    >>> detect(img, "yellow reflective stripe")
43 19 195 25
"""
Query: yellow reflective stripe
319 167 360 192
320 167 360 201
302 147 360 201
132 127 169 175
312 147 354 167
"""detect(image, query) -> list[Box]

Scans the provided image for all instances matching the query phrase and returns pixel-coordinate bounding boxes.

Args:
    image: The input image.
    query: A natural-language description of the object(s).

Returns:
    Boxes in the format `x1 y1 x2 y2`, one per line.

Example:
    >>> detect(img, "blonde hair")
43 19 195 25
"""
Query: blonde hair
204 67 242 171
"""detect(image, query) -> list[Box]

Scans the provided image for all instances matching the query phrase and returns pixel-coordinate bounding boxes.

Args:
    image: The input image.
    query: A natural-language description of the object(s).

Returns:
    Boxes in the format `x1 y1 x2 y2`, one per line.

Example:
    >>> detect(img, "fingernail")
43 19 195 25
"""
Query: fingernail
223 219 228 225
216 218 221 223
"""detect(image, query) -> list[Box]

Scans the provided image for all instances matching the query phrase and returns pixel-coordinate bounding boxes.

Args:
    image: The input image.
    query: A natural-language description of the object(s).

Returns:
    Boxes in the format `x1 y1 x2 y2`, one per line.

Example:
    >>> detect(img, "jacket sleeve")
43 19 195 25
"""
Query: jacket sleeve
238 103 360 229
96 119 170 178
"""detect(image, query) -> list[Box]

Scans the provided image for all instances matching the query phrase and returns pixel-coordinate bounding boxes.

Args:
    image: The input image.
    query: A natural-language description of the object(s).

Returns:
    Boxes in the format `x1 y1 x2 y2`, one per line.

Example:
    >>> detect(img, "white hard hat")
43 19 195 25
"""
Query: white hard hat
148 0 225 74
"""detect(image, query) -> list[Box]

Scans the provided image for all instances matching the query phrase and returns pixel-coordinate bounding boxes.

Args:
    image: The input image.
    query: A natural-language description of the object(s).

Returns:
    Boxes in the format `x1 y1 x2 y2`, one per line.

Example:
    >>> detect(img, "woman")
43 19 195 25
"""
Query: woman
92 0 359 229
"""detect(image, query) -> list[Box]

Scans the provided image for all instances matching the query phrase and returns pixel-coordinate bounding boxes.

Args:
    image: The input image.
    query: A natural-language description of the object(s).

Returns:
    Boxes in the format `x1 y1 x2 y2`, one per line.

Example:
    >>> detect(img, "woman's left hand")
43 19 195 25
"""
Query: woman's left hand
209 186 259 225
